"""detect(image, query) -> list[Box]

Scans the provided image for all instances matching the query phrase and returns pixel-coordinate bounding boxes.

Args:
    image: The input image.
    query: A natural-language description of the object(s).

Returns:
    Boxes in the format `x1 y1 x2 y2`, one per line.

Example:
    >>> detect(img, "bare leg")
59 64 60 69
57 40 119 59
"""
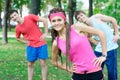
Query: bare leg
40 59 47 80
28 62 34 80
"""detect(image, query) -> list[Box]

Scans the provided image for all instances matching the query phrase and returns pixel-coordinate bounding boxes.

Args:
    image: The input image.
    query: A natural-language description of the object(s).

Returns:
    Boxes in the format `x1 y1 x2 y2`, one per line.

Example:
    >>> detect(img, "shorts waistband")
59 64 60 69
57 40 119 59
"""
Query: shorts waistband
76 67 102 74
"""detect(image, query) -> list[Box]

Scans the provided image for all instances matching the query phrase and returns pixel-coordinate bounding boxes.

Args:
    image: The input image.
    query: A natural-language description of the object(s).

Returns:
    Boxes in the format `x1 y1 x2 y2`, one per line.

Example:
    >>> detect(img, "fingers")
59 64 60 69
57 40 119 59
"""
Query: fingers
93 57 106 67
72 64 76 73
40 34 46 41
113 35 119 42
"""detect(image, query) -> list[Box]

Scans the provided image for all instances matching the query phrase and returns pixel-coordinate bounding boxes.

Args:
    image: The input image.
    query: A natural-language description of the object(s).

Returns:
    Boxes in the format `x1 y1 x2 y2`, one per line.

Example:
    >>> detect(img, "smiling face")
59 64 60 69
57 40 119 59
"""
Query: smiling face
50 16 65 31
10 12 20 22
77 13 87 23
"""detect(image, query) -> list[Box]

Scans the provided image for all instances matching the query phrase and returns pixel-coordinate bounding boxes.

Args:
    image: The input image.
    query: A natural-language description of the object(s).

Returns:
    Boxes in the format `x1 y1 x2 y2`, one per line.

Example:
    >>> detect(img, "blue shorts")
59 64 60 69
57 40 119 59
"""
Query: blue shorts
26 44 48 62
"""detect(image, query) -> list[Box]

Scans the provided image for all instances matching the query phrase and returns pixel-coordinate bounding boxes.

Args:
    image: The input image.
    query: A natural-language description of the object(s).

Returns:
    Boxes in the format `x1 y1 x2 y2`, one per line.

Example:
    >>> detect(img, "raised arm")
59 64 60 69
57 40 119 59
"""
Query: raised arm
81 24 106 54
38 16 48 40
38 16 48 35
74 23 107 66
95 14 119 42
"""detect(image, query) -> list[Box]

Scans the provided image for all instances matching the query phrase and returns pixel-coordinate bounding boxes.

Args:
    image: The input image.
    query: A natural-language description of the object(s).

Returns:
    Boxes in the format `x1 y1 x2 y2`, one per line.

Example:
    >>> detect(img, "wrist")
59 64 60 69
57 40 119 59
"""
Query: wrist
102 53 107 57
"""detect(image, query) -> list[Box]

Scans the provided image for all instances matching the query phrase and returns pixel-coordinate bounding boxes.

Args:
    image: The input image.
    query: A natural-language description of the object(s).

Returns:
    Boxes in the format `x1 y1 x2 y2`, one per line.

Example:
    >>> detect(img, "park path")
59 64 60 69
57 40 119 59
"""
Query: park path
0 32 119 38
0 34 51 38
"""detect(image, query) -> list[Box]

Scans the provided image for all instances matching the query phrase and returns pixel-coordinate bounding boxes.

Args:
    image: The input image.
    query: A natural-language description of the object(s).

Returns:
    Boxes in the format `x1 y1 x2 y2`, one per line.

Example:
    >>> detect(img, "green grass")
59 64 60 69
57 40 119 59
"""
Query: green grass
0 38 120 80
0 38 71 80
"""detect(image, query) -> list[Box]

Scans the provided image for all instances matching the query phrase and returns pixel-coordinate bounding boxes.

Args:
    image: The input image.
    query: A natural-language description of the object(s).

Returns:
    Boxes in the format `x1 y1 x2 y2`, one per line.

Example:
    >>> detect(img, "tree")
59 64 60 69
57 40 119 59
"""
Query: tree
58 0 62 8
30 0 41 15
2 0 11 44
12 0 30 16
0 0 4 28
7 0 29 31
68 0 76 25
89 0 93 17
93 0 120 25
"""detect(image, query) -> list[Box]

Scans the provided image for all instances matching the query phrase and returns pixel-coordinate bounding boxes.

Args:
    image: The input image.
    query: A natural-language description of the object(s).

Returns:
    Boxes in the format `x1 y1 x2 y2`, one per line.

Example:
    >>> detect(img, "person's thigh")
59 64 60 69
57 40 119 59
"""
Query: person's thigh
26 46 37 62
106 49 118 80
37 44 48 59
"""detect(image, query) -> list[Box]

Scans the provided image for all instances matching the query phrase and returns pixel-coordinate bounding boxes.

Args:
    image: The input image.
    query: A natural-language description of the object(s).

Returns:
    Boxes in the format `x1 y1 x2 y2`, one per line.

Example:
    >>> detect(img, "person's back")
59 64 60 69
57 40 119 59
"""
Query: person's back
74 11 119 80
90 15 119 80
91 15 118 52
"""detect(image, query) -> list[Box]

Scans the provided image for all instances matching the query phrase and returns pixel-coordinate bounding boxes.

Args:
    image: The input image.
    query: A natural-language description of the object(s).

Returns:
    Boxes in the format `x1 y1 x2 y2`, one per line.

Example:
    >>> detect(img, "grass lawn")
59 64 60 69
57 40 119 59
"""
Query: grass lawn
0 38 71 80
0 38 120 80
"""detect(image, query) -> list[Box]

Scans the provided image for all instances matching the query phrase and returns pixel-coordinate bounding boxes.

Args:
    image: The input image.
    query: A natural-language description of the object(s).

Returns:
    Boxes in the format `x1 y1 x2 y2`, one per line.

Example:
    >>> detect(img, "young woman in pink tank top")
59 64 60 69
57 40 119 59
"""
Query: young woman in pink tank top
48 7 107 80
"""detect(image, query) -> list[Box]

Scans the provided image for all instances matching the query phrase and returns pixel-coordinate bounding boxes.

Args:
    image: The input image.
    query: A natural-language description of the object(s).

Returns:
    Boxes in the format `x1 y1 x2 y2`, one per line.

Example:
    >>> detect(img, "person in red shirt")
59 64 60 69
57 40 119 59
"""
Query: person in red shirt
9 10 48 80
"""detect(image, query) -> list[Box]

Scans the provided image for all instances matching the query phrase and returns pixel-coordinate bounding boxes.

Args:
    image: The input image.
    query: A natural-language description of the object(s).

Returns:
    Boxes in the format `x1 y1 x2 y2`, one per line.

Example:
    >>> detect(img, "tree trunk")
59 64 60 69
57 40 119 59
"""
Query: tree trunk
0 13 2 28
68 0 76 25
58 0 62 8
2 0 11 44
0 0 2 28
114 0 117 19
7 19 11 31
30 0 41 15
89 0 93 17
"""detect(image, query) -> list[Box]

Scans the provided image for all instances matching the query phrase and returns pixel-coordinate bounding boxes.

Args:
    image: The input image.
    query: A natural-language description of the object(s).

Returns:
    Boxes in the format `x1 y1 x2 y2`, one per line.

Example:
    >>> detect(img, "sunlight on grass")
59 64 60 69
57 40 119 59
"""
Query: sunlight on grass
0 38 120 80
0 38 71 80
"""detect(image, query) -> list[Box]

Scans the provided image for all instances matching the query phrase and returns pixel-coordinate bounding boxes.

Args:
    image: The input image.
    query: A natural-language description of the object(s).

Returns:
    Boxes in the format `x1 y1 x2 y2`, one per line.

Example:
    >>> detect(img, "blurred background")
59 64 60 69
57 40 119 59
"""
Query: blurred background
0 0 120 44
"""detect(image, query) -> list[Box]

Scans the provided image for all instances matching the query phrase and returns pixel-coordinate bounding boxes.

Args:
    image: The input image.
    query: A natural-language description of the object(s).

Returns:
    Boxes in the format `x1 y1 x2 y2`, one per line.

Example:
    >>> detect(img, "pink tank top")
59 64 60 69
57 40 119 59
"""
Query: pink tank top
57 27 101 73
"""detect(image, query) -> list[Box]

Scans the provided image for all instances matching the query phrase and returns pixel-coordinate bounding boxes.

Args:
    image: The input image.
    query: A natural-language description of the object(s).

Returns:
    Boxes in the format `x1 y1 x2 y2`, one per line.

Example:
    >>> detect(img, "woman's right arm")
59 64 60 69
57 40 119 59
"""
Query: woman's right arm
52 40 72 72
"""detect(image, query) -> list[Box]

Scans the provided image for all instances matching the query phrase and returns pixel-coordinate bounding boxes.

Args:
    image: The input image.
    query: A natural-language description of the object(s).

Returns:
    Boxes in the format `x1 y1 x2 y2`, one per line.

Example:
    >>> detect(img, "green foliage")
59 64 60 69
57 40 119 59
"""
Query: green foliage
76 1 83 11
93 0 120 25
0 0 4 11
11 0 29 10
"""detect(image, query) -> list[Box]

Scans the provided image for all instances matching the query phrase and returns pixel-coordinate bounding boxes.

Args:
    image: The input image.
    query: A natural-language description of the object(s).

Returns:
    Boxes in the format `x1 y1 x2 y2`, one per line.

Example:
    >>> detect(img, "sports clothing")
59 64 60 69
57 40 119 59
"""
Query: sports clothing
91 17 118 52
57 26 102 73
91 16 118 80
26 44 48 61
72 70 103 80
15 14 46 47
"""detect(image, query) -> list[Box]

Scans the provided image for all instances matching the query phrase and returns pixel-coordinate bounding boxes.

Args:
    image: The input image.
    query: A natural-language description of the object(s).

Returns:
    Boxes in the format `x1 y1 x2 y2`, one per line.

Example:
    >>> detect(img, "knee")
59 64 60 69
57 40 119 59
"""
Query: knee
40 60 46 67
28 62 34 67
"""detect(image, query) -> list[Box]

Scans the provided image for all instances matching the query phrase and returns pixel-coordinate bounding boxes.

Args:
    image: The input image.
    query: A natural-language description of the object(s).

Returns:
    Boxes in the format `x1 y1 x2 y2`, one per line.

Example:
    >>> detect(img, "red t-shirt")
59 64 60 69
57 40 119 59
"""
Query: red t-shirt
15 14 46 47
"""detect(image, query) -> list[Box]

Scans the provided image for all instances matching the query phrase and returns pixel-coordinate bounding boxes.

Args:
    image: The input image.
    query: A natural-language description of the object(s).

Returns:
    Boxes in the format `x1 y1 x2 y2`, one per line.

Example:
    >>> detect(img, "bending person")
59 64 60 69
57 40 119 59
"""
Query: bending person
74 10 119 80
48 7 107 80
9 10 48 80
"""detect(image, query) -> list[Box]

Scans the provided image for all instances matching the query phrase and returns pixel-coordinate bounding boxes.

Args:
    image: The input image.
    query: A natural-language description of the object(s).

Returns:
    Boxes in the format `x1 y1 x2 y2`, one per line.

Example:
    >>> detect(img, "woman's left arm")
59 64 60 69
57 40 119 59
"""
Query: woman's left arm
74 23 107 67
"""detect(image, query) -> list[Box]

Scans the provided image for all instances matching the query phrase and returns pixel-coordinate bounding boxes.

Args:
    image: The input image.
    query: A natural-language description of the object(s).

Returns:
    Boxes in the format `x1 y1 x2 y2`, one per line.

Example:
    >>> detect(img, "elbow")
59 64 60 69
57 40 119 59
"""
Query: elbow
16 38 20 41
112 18 116 22
111 18 117 25
101 31 106 36
16 38 21 42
